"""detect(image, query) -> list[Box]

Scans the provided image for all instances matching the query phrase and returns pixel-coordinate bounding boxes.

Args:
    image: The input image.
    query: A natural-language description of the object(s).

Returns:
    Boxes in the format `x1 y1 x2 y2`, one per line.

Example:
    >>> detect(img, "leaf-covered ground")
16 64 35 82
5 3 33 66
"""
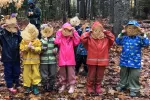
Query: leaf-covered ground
0 45 149 100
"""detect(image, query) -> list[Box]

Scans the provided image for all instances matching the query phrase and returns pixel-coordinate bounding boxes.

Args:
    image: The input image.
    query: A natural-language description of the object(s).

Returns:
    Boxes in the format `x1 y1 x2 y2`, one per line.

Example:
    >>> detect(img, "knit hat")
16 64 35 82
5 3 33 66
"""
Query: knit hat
21 23 39 41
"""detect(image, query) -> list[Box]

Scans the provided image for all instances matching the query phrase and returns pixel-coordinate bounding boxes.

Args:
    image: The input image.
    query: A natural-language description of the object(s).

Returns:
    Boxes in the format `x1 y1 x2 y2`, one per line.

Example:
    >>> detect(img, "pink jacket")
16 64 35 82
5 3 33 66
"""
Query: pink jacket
54 30 80 67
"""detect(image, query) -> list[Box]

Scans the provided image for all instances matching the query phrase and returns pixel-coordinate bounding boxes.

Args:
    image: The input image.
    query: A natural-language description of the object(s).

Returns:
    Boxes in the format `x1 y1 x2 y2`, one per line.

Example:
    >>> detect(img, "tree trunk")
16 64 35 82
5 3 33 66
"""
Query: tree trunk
113 0 130 36
109 0 114 23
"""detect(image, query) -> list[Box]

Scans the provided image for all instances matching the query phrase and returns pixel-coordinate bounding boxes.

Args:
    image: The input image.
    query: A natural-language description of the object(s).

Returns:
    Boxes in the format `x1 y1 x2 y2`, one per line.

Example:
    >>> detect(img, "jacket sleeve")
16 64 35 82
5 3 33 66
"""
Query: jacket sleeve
72 30 80 47
115 33 124 46
20 40 29 52
32 39 42 53
104 31 115 48
140 35 150 47
54 30 62 46
80 32 90 49
40 39 48 51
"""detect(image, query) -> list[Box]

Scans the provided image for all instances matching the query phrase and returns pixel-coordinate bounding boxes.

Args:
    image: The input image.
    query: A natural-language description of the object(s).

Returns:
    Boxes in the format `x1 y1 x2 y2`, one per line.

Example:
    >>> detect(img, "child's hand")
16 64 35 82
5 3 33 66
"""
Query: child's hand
140 28 145 33
42 47 47 50
31 46 35 50
98 32 105 39
52 49 57 54
121 29 126 33
30 12 33 15
28 42 32 48
28 12 31 16
44 37 48 41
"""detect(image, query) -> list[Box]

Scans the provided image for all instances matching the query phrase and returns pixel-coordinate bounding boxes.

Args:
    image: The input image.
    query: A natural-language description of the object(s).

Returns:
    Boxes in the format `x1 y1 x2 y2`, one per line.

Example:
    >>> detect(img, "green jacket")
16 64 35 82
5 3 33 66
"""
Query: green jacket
40 37 57 64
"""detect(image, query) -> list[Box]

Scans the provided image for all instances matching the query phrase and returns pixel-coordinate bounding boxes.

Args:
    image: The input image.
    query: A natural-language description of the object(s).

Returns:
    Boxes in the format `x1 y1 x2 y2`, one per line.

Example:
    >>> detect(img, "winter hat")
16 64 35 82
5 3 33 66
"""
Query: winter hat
70 16 81 26
41 24 54 38
21 23 39 41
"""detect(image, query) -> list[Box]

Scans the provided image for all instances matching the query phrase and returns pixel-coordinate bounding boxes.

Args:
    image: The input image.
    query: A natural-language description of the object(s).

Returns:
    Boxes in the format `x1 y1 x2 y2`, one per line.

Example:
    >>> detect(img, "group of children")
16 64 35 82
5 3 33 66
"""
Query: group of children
0 14 149 97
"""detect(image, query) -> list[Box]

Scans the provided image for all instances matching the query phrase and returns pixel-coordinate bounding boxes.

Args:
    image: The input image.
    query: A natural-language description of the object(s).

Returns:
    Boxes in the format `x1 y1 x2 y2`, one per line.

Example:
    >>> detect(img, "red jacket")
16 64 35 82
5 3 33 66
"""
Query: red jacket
81 31 115 66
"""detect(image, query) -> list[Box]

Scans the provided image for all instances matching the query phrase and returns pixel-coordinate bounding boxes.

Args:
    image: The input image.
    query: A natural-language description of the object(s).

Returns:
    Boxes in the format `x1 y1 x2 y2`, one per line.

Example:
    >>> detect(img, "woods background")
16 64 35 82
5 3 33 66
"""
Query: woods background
0 0 150 36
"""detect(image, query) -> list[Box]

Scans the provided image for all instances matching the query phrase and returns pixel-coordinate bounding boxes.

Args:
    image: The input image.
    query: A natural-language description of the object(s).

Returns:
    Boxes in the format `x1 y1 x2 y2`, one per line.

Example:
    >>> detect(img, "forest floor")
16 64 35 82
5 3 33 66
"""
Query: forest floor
0 44 149 100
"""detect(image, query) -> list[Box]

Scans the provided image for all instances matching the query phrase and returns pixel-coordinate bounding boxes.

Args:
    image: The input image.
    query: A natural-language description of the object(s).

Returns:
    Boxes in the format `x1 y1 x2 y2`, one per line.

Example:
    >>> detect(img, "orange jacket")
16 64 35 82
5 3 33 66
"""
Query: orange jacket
81 31 115 66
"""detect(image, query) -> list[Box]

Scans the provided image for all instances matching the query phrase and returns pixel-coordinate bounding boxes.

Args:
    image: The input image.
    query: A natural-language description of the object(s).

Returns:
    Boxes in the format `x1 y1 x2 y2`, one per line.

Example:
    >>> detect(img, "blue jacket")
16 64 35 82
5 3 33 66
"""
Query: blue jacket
0 29 22 62
116 35 149 68
76 26 90 55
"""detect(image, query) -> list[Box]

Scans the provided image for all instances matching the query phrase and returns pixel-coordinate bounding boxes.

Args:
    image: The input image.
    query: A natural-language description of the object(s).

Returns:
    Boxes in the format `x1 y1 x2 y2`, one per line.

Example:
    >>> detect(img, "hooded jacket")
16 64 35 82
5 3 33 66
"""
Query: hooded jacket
0 29 22 62
81 21 115 66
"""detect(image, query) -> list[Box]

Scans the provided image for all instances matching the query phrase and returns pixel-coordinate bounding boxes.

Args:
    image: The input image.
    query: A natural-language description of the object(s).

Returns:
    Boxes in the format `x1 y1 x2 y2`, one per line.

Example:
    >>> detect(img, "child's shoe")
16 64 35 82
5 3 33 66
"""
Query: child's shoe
68 85 75 94
8 88 17 94
33 85 39 95
130 91 139 97
59 85 66 93
24 87 31 94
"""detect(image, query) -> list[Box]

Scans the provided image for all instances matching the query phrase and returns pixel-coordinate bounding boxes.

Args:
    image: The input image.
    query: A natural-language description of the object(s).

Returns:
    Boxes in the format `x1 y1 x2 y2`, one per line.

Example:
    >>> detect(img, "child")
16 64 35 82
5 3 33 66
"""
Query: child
54 23 80 94
20 23 41 95
81 21 115 95
40 24 57 91
0 14 22 93
75 23 90 76
115 20 149 97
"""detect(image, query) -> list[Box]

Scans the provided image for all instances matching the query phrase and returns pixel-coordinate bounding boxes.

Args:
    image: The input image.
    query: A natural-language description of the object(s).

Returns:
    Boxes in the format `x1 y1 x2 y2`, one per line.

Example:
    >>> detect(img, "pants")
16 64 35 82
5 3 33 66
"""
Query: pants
59 66 76 85
40 64 57 86
75 54 88 73
118 66 140 92
87 65 106 90
3 62 21 88
23 64 41 87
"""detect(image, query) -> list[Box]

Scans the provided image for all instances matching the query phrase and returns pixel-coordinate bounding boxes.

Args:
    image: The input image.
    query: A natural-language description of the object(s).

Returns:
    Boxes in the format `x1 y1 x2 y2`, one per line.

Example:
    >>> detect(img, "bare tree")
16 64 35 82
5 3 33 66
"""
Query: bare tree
113 0 130 36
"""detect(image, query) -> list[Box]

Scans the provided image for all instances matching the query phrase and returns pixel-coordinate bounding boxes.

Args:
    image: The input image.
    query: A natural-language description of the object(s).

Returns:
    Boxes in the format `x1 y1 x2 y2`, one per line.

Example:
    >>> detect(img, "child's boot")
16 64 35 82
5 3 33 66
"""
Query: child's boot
8 88 17 94
59 85 66 93
68 85 75 94
33 85 39 95
86 82 94 94
24 87 31 94
95 84 102 95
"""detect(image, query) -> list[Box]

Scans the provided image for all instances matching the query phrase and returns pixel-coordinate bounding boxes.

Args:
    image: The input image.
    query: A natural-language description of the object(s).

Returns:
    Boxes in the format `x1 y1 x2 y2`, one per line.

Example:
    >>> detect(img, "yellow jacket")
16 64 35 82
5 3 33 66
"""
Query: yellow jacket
20 39 41 64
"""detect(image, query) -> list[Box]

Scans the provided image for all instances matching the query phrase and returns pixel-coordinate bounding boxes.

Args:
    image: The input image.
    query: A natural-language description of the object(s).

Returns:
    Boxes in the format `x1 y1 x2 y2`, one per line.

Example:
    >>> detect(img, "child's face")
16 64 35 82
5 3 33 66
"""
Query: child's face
126 25 140 36
93 26 103 35
62 28 72 36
